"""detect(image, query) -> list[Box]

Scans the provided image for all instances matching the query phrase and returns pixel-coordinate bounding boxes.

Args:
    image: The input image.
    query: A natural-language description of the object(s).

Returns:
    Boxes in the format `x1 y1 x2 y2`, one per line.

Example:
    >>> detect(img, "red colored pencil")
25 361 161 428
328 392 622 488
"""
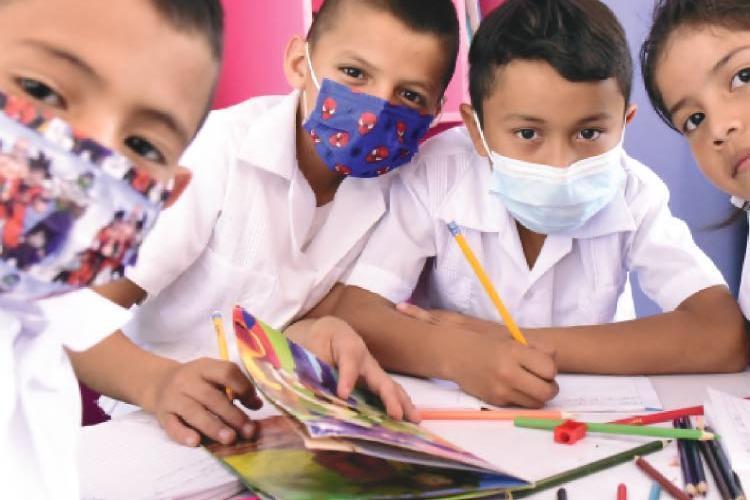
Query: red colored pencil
612 406 704 425
635 456 691 500
617 483 627 500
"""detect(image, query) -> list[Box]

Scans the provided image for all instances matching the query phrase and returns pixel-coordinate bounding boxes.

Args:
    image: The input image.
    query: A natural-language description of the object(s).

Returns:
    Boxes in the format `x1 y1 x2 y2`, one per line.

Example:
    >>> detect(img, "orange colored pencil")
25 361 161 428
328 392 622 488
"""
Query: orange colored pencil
417 408 572 421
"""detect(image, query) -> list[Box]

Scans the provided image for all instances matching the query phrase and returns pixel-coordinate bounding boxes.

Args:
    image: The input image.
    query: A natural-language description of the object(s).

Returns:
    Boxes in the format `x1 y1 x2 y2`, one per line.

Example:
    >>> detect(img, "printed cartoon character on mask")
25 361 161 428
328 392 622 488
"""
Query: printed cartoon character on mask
302 44 433 178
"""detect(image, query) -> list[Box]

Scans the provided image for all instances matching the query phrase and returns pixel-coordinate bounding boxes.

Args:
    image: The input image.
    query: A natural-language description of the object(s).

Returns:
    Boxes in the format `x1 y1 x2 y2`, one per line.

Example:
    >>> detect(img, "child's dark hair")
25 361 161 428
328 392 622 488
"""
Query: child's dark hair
307 0 460 92
150 0 224 62
469 0 632 123
641 0 750 132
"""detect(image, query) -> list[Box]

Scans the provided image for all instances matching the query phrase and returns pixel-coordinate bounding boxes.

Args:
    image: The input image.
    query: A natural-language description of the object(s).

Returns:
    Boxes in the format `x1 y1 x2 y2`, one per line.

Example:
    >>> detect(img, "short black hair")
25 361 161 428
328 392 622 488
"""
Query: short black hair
307 0 459 92
469 0 632 123
150 0 224 62
641 0 750 132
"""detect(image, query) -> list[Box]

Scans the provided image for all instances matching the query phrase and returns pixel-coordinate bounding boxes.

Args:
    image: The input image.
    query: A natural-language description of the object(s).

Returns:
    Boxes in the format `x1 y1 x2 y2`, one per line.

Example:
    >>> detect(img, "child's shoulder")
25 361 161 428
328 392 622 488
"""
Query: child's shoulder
401 126 479 185
620 152 671 205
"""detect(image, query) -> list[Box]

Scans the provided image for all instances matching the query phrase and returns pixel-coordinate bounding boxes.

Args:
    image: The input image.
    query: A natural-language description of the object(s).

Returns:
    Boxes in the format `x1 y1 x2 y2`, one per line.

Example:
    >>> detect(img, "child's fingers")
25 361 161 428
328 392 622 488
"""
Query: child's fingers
159 412 201 447
396 384 420 423
505 388 547 409
197 359 256 395
190 383 256 438
177 396 237 445
517 346 558 382
334 348 363 400
511 364 559 404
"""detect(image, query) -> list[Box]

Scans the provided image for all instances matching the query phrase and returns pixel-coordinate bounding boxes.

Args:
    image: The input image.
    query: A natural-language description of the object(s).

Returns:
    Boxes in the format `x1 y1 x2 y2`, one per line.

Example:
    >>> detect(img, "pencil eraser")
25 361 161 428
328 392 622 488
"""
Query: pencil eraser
554 420 587 444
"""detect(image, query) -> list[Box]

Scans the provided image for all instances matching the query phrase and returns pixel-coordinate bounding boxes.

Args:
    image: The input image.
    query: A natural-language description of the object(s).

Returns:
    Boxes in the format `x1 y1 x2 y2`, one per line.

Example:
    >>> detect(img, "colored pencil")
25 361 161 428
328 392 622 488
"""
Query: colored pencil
635 456 691 500
612 406 704 426
733 472 746 500
674 419 698 496
524 440 667 495
514 417 716 441
556 487 567 500
617 483 627 500
211 311 233 400
681 417 707 495
705 426 745 500
446 221 528 345
417 408 572 421
698 438 732 500
649 482 662 500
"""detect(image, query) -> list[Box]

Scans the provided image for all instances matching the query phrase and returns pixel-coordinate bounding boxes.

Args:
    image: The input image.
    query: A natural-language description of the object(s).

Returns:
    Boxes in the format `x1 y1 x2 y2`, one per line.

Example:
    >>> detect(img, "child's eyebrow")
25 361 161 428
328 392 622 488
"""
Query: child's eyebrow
19 39 100 82
503 113 546 124
669 45 750 119
575 113 612 124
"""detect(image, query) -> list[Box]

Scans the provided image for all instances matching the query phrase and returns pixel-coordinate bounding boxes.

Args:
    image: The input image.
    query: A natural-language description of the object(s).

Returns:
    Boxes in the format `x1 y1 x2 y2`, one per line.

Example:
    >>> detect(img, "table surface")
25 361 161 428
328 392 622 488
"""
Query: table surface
418 371 750 500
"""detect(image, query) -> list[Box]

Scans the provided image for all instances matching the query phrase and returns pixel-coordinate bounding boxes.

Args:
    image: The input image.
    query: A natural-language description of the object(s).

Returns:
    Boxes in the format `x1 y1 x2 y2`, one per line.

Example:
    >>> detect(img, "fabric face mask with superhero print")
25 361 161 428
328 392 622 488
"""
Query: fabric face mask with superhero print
302 45 434 178
0 91 172 305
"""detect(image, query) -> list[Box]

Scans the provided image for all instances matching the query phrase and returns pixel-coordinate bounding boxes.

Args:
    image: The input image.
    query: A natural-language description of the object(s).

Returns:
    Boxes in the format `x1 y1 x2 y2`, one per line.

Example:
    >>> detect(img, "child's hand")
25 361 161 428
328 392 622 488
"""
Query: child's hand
146 358 264 447
286 316 420 423
395 302 507 337
450 332 559 408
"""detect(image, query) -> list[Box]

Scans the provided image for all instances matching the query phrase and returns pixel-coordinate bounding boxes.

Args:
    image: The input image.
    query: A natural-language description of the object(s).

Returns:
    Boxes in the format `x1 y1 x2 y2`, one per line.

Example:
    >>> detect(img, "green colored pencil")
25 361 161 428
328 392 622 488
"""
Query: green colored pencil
514 417 716 441
514 440 669 497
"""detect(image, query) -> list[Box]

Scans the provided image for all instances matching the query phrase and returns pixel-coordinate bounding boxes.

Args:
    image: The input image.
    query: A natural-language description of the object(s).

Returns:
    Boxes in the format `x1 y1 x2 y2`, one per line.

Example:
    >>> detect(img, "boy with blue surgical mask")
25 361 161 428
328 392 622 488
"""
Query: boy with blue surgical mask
75 0 459 446
314 0 747 408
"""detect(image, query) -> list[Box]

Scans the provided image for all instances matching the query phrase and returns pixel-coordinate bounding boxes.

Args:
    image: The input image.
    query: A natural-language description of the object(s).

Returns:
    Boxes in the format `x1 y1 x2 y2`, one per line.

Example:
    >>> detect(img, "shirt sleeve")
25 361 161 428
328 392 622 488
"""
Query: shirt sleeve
345 163 438 303
626 167 727 312
125 113 230 298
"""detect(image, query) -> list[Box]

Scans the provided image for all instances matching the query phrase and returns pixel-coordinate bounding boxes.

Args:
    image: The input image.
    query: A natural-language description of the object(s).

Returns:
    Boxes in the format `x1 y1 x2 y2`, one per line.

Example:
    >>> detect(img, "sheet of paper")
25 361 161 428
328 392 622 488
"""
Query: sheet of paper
78 411 243 500
706 387 750 470
548 375 662 412
393 374 661 413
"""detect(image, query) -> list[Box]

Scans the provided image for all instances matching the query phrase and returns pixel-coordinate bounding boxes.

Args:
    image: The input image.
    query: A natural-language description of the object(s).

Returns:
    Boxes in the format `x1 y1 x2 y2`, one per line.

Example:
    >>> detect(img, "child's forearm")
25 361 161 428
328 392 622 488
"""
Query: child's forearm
325 286 461 380
530 286 748 374
68 331 178 413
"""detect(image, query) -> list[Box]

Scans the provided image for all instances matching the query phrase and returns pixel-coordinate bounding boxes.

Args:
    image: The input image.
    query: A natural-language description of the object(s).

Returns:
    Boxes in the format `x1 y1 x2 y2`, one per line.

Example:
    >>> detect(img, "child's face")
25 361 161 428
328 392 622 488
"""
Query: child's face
286 2 448 118
0 0 218 182
656 26 750 199
462 60 634 167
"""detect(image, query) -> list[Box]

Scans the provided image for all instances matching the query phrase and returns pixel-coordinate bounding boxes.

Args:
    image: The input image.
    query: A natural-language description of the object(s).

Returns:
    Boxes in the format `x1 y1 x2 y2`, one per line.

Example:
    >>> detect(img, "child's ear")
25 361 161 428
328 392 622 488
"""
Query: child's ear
625 104 638 125
459 103 489 158
284 36 308 90
163 167 192 208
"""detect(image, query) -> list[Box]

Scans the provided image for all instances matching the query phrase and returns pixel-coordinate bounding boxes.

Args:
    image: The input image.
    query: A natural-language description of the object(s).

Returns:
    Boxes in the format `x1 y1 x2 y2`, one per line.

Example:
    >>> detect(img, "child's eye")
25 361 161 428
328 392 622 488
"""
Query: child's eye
515 129 537 140
577 129 601 141
683 112 705 133
400 89 425 107
124 136 166 164
340 67 365 80
731 68 750 90
16 77 66 108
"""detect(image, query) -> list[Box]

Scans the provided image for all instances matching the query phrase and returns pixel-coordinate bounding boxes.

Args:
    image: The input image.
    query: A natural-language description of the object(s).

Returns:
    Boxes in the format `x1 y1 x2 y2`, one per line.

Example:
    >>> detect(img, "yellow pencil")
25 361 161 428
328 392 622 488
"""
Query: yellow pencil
211 311 234 400
447 221 528 345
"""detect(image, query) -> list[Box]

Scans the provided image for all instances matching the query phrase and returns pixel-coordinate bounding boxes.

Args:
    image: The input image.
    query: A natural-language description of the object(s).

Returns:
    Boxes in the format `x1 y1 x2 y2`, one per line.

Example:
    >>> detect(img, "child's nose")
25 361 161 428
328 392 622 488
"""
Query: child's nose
72 112 120 153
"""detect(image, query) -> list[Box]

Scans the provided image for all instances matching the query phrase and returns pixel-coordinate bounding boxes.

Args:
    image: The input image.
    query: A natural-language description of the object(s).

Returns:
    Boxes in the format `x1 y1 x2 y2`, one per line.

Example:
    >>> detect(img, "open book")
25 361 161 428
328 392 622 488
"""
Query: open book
205 306 666 499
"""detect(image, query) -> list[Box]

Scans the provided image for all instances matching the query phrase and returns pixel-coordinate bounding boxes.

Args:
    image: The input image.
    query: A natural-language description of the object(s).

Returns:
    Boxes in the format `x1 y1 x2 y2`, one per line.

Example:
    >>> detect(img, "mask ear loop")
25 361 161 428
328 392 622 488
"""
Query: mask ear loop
472 110 493 158
301 43 322 121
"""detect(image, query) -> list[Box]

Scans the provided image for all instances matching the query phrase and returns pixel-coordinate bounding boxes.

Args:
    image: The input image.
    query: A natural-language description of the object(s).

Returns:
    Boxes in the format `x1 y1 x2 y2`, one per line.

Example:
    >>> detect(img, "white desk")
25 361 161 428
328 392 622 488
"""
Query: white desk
420 372 750 499
79 372 750 499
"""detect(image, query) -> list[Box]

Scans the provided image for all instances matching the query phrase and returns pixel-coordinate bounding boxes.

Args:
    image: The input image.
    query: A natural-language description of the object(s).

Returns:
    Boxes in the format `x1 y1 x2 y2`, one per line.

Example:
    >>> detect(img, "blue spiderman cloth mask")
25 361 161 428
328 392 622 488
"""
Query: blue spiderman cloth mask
303 79 433 178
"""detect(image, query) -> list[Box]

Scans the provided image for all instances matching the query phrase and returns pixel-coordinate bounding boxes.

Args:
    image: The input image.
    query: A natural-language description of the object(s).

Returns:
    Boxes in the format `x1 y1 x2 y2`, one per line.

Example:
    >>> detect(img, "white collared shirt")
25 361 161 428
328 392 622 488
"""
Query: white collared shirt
1 290 131 500
738 212 750 320
346 127 725 327
124 92 394 361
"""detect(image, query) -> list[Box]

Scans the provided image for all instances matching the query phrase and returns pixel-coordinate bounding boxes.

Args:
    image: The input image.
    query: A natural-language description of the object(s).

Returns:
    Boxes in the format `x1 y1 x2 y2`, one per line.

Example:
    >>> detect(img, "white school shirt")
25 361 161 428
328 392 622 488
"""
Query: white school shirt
0 290 131 500
123 92 394 361
737 212 750 320
346 127 726 327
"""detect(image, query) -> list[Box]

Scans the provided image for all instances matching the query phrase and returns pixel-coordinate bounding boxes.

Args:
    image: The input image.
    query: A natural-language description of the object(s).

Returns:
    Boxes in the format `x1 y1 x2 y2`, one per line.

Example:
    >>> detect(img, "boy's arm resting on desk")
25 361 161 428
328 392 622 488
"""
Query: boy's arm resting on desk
284 315 419 422
68 330 262 448
396 287 748 374
307 284 559 408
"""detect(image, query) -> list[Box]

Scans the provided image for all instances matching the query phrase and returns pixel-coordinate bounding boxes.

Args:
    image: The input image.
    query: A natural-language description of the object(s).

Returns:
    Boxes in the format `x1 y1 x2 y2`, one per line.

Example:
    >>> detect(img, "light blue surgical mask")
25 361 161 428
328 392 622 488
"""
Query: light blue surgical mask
472 112 626 235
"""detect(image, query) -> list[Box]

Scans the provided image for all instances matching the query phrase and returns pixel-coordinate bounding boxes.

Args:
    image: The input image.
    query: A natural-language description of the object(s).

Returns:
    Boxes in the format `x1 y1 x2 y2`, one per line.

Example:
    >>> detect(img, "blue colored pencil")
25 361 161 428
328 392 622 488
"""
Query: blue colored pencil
675 419 698 496
648 482 662 500
681 417 708 495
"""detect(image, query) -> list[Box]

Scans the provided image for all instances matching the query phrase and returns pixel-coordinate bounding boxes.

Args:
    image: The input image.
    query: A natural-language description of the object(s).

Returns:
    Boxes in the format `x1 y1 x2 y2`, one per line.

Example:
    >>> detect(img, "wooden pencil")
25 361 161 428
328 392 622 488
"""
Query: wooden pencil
698 438 732 500
447 221 528 345
613 406 705 425
681 417 707 495
705 426 744 500
635 456 691 500
674 419 698 496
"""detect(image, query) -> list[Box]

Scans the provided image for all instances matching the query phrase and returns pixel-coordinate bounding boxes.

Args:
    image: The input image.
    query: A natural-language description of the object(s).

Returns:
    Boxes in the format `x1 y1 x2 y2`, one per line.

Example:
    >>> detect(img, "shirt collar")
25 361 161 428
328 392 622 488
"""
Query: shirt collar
438 151 637 239
237 90 301 181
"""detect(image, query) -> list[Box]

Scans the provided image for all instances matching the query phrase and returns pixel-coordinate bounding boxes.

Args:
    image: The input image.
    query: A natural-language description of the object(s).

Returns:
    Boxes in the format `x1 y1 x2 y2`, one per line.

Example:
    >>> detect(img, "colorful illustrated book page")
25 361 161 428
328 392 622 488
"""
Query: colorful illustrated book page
205 306 531 499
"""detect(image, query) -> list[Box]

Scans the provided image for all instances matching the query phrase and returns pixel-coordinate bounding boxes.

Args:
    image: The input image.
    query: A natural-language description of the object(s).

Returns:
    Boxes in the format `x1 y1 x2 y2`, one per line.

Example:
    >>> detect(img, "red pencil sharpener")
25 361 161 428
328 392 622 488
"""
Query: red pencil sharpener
554 420 587 445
